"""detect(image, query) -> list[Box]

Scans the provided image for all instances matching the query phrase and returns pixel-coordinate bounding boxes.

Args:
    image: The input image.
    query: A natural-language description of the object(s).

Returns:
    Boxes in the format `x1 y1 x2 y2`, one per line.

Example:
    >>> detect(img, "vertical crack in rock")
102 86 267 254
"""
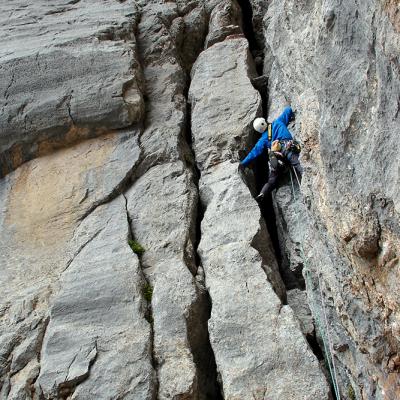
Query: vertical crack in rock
189 6 330 390
123 193 159 399
251 85 330 383
237 0 283 270
238 0 289 297
236 0 263 74
28 316 50 399
236 0 257 52
125 3 224 397
236 0 331 380
239 0 307 289
183 99 223 400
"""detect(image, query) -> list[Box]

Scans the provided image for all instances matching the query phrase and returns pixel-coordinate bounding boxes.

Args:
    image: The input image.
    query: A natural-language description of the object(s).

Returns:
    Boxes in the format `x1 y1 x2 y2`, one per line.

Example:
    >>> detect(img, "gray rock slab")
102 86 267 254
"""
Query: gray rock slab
189 38 261 170
189 34 329 398
265 0 400 396
0 0 143 173
198 162 329 399
126 161 204 399
126 162 197 275
0 129 141 305
10 321 46 375
287 289 314 338
37 196 155 400
205 0 243 49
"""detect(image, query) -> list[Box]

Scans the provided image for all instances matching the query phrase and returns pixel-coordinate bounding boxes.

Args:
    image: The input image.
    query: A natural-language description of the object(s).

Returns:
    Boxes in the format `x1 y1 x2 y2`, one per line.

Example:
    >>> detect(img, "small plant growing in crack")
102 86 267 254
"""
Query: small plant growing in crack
143 282 153 302
128 239 145 256
348 384 356 400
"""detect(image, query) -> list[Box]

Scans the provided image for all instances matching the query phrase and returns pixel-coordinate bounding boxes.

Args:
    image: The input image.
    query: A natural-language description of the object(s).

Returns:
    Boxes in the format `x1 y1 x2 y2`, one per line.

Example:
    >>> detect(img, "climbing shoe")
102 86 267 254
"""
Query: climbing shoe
256 193 264 203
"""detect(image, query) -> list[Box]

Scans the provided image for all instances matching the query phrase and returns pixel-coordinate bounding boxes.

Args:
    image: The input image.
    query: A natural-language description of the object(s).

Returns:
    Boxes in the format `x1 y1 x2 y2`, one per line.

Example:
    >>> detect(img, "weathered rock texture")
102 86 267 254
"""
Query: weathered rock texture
0 128 150 399
189 35 329 398
1 0 399 399
37 197 155 399
263 0 400 399
0 0 144 177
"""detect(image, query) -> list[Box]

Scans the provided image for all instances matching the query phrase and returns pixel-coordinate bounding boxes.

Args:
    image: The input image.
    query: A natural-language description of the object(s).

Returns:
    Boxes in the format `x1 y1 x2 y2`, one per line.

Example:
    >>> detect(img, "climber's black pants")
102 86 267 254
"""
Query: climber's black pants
260 168 280 196
260 152 302 196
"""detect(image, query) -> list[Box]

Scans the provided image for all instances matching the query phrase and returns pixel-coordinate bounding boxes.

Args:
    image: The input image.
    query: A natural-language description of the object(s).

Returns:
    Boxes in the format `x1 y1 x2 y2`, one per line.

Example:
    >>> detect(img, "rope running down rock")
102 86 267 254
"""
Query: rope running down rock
290 167 342 400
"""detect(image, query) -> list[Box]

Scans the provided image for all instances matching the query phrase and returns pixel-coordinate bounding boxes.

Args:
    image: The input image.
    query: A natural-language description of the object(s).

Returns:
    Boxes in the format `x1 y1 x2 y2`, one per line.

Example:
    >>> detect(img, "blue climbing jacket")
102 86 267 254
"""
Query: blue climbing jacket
240 107 294 167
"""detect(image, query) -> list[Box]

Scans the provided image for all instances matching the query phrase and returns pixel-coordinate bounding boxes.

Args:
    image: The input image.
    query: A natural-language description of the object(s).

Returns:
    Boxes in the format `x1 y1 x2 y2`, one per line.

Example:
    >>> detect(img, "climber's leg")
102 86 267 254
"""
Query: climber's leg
256 169 280 201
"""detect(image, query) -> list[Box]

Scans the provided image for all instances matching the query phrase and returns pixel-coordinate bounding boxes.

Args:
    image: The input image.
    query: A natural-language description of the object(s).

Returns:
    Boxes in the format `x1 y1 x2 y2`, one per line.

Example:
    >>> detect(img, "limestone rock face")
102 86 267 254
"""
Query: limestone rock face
1 0 399 399
189 37 329 399
263 0 400 398
0 0 144 176
37 197 155 399
0 129 146 399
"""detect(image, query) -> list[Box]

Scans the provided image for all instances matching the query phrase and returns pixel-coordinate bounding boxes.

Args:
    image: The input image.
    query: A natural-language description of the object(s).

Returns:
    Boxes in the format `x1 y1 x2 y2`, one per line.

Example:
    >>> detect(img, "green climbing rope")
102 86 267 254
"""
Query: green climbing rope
303 257 341 400
289 167 342 400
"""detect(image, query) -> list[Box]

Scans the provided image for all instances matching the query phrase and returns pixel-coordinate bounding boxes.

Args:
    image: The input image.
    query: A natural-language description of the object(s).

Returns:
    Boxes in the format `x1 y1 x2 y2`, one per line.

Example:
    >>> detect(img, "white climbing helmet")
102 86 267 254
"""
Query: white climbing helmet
253 117 267 133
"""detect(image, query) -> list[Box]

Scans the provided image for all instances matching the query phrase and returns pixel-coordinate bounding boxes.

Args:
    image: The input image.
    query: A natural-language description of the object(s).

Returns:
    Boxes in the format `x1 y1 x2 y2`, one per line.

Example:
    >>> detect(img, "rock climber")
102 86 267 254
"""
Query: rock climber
240 106 302 201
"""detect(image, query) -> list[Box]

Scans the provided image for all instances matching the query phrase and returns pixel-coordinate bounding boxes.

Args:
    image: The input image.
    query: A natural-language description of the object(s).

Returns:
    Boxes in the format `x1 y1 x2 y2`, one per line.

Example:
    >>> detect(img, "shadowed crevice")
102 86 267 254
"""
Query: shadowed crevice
183 94 223 400
237 0 330 374
122 193 159 400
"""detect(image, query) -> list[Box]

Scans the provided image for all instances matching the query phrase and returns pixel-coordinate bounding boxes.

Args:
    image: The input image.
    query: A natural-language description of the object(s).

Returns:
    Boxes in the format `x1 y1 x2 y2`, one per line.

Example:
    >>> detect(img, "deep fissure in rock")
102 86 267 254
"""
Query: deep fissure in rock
183 99 223 400
122 193 159 398
307 331 325 361
237 0 329 368
237 0 281 265
236 0 263 75
237 0 301 288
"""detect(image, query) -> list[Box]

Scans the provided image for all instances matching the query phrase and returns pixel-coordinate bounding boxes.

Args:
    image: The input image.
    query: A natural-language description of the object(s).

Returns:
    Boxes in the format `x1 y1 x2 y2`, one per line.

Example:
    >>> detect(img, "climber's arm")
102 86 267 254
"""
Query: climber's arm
275 106 293 127
240 137 268 167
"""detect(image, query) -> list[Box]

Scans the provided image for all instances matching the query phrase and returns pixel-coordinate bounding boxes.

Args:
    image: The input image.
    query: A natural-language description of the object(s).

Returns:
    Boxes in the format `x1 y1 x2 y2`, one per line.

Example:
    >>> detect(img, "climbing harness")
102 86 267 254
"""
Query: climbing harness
289 167 342 400
288 140 302 154
271 140 281 152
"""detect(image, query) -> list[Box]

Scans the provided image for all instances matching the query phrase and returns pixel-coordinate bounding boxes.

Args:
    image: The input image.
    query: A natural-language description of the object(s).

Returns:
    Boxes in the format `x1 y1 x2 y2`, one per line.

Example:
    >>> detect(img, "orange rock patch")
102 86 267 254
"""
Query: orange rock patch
5 132 118 254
